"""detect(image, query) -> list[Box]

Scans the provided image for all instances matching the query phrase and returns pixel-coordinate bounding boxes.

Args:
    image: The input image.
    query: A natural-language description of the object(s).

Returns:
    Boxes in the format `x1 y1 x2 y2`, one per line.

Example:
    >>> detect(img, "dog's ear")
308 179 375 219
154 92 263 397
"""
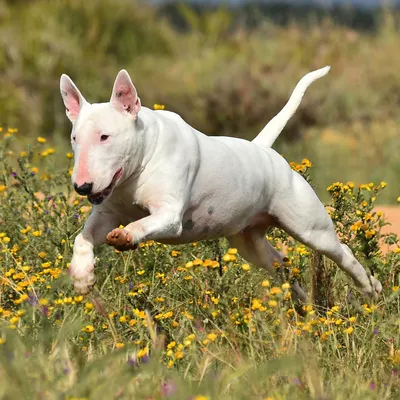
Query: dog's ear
60 75 87 123
110 70 141 117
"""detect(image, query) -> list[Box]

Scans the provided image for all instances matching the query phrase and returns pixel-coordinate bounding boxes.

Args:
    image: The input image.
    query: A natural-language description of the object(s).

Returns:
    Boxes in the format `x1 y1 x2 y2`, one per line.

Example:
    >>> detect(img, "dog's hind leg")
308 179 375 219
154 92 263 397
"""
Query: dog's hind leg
227 226 309 303
271 172 382 298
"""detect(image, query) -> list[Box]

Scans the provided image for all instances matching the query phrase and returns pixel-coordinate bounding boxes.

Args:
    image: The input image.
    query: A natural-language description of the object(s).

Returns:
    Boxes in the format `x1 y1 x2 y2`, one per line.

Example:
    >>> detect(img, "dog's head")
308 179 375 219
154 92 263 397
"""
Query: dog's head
60 70 141 205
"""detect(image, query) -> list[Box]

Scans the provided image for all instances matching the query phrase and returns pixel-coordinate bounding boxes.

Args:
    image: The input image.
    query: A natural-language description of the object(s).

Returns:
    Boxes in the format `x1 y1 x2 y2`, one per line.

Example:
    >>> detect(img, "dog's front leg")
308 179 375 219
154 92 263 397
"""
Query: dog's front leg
71 211 119 294
106 207 183 250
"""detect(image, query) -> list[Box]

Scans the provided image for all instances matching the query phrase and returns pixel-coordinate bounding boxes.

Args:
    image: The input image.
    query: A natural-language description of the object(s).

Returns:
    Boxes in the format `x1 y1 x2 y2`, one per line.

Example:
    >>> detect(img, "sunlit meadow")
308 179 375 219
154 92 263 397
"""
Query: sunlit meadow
0 125 400 399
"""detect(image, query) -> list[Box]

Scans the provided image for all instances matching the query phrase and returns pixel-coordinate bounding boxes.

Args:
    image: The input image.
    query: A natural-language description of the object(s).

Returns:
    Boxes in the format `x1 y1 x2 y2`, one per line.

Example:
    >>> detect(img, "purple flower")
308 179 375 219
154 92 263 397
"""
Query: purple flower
161 380 176 397
42 306 49 317
141 355 150 364
393 369 398 377
292 377 302 387
28 292 39 306
31 172 36 176
11 172 17 177
373 328 379 335
74 214 79 219
369 381 376 390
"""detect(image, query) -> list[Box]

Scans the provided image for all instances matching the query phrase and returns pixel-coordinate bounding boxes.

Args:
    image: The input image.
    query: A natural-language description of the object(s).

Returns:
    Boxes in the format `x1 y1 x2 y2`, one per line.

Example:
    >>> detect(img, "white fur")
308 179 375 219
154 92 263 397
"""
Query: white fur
60 68 382 299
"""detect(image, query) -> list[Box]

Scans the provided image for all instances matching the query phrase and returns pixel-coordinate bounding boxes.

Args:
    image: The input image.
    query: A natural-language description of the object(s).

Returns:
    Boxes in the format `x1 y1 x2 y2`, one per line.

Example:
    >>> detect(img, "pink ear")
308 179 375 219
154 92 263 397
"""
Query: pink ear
110 70 141 117
60 74 86 122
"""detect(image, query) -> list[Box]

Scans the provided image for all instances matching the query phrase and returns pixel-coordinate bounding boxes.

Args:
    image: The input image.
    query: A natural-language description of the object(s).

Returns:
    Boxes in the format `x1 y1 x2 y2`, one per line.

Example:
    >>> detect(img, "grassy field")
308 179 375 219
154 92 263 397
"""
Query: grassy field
0 128 399 399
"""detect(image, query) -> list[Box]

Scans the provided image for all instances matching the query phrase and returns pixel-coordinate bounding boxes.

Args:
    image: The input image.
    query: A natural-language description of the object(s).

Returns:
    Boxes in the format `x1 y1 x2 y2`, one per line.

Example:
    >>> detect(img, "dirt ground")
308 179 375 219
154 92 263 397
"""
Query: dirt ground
375 206 400 252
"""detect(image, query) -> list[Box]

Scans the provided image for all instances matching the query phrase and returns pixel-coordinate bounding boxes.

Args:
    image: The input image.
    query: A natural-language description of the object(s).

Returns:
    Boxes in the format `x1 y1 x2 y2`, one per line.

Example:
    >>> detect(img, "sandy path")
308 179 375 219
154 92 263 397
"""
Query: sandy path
375 206 400 252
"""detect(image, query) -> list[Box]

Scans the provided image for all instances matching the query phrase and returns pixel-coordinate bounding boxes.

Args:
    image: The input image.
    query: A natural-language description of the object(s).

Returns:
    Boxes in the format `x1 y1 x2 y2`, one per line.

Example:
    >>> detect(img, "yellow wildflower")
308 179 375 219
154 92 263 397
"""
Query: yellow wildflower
83 325 94 333
241 263 250 271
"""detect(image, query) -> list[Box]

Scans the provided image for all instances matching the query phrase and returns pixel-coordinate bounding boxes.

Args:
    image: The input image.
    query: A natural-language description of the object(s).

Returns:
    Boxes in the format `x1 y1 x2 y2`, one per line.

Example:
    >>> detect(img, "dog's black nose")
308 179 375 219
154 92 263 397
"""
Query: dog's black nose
74 182 93 196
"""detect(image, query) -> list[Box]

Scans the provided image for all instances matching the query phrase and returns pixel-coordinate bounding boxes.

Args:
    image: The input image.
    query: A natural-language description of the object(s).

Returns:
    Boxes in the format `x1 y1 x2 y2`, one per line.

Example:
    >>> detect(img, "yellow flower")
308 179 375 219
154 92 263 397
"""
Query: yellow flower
281 282 291 290
206 333 218 342
174 350 184 359
39 299 49 306
262 280 270 288
167 341 176 349
0 185 6 192
33 231 42 237
343 326 354 334
66 152 74 159
228 248 238 255
270 287 283 295
223 254 231 262
37 136 47 143
83 325 95 333
137 347 148 358
268 300 278 308
365 229 376 239
153 104 165 110
41 262 51 268
393 286 399 292
20 225 32 235
194 396 210 400
115 343 125 349
241 263 250 271
380 181 387 188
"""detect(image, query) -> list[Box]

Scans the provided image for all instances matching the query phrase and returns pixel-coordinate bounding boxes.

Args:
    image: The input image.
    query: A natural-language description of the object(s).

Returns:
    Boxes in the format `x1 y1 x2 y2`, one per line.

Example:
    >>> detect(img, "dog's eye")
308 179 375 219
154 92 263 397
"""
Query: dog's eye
100 135 110 142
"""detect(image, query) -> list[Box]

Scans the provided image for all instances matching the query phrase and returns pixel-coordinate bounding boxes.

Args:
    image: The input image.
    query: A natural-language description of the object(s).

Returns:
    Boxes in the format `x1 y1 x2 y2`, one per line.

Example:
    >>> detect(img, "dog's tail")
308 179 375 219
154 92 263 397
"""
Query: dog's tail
252 66 330 149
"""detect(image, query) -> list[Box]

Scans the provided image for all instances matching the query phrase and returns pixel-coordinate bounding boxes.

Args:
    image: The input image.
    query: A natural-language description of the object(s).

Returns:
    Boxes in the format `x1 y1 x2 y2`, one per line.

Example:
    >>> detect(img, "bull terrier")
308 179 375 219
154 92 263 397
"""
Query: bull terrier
60 66 382 300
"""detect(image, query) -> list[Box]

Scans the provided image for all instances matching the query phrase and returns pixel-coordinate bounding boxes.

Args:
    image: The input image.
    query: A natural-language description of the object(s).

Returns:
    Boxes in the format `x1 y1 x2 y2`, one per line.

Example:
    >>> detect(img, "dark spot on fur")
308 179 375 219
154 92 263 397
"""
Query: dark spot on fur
126 105 131 113
202 226 210 234
116 91 122 98
183 219 194 231
208 206 214 215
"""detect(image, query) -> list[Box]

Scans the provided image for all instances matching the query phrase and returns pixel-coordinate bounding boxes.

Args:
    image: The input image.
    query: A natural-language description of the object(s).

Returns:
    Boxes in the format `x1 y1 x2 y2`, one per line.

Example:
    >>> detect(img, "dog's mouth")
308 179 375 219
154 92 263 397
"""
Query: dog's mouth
87 168 123 205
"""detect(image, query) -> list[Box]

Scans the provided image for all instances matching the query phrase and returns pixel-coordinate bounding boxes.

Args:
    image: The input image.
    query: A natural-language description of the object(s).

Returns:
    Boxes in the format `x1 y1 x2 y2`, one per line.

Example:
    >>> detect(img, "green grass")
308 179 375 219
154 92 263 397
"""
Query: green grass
0 129 400 399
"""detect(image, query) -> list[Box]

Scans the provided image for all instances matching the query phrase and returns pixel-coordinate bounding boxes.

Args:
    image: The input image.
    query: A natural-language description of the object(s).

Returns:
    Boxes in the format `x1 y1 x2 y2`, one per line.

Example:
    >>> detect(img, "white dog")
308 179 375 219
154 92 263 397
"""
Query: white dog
60 67 382 300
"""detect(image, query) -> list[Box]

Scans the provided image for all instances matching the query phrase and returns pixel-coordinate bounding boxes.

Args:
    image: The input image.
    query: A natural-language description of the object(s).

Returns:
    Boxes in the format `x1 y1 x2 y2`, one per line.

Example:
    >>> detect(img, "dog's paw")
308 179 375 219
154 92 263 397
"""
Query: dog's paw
70 252 96 295
359 275 382 300
369 275 382 297
106 228 138 251
73 274 96 295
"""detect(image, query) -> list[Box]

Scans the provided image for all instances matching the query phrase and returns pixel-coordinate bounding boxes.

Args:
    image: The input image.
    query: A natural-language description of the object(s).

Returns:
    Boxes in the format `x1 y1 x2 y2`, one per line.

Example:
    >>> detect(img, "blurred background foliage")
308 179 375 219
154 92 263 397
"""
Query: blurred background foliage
0 0 399 202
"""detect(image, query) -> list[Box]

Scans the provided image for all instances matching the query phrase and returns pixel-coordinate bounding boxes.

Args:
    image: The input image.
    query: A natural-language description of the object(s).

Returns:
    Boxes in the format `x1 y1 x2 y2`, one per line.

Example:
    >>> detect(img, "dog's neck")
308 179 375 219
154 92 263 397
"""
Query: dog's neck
118 107 161 187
